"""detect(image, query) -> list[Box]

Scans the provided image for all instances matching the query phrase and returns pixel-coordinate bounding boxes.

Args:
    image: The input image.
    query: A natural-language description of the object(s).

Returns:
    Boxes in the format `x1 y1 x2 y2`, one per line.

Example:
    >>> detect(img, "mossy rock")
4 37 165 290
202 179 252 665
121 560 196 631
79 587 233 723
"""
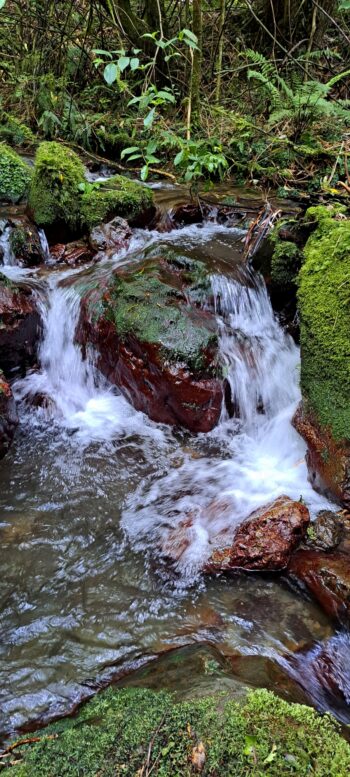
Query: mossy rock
0 144 32 203
80 174 154 229
28 141 85 229
3 687 350 776
102 253 217 374
0 114 35 148
271 240 302 289
298 206 350 443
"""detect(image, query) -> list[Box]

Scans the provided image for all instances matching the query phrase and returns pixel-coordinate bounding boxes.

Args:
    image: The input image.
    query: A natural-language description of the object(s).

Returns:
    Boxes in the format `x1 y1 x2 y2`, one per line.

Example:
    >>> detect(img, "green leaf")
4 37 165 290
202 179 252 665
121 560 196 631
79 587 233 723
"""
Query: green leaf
157 90 176 103
120 146 140 159
181 28 198 43
130 58 140 71
144 107 156 128
339 0 350 8
126 153 142 161
174 150 185 166
145 155 160 164
78 182 86 192
92 49 112 58
0 0 7 6
103 63 117 85
264 745 277 765
118 56 130 72
140 164 149 181
128 96 141 106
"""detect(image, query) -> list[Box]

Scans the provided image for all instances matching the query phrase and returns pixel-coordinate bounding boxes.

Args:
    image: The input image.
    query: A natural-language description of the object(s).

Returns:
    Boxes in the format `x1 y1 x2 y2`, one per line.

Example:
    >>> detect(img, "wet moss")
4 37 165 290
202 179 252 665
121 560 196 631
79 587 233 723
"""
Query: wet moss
271 240 302 289
102 257 219 374
298 206 350 441
80 175 153 229
28 141 85 228
4 687 350 776
0 143 32 203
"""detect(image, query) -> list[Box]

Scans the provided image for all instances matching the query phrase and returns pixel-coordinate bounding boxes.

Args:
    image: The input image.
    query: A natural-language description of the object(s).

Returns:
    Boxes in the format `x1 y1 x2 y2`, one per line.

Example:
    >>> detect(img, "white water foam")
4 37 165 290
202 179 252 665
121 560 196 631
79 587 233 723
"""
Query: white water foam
121 267 331 573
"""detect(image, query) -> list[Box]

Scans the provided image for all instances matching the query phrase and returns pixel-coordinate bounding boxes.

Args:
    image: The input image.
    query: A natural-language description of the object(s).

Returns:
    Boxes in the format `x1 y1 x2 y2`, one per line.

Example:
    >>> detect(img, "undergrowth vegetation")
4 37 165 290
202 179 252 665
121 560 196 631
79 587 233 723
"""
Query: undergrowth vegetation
3 687 350 776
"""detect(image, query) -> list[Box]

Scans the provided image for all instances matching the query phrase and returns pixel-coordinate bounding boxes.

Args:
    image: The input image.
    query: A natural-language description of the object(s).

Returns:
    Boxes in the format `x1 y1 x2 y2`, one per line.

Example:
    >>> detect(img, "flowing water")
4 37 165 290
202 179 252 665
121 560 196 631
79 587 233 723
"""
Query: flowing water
0 208 349 739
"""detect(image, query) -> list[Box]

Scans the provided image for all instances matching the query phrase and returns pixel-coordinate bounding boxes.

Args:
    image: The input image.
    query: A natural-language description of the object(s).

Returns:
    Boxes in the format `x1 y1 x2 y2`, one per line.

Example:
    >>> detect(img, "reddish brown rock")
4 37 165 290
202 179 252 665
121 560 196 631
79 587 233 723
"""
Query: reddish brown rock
0 372 18 458
293 403 350 508
49 240 93 266
0 274 41 375
205 496 310 573
76 253 224 433
287 548 350 623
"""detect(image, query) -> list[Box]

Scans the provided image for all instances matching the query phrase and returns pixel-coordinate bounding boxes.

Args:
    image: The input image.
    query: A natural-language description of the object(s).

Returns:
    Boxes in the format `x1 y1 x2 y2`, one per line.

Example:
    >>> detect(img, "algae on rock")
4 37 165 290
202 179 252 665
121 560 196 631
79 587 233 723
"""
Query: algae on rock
28 141 85 229
0 143 32 203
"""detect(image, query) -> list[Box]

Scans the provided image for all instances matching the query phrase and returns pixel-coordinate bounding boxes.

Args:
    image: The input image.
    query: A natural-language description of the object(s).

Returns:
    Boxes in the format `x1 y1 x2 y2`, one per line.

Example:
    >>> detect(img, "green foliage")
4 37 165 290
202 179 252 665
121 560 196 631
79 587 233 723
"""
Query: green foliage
270 233 302 289
298 206 350 441
28 141 85 228
4 687 350 776
0 114 35 147
0 143 32 203
80 174 153 228
246 50 350 138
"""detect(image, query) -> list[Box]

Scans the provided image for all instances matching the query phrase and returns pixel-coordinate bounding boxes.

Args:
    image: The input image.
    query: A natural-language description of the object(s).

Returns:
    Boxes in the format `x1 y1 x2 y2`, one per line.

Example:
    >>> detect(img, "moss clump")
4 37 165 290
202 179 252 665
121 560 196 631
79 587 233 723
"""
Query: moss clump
101 255 219 374
298 206 350 441
3 687 350 776
271 240 302 289
0 114 35 147
0 144 32 203
28 141 85 228
80 174 153 229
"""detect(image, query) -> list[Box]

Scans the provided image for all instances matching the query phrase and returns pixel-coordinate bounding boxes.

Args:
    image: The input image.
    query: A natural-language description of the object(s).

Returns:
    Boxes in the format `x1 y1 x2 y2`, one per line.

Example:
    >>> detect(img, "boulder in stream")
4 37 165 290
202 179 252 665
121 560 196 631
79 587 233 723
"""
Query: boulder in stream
204 496 310 573
28 142 85 235
0 271 41 375
49 239 93 266
77 252 224 432
295 206 350 507
0 369 18 458
287 548 350 624
88 216 132 252
4 214 47 266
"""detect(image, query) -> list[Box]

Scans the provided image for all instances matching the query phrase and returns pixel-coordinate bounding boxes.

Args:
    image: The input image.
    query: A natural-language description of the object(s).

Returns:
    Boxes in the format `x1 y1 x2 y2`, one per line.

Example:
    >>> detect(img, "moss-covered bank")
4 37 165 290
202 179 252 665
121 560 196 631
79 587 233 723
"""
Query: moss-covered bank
28 142 154 233
3 687 350 776
0 144 32 203
298 206 350 443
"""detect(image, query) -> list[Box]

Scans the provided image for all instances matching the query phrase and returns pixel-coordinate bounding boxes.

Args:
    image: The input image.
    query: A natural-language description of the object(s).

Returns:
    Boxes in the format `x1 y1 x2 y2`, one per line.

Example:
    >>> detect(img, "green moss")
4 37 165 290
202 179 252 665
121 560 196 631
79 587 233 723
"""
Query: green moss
298 207 350 441
3 687 350 776
80 174 153 229
0 114 35 147
28 141 85 228
10 227 26 256
0 143 32 203
101 256 219 374
271 240 302 288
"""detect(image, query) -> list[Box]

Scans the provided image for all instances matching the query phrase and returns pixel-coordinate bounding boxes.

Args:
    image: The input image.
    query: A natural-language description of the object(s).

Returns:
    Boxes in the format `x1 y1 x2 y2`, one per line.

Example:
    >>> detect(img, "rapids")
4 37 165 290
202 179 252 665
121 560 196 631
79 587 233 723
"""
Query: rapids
0 208 349 738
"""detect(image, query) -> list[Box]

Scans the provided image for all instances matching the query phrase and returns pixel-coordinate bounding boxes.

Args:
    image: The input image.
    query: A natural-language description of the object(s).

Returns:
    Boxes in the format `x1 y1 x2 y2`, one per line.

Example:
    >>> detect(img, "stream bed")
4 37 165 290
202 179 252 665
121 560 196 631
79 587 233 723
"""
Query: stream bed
1 191 349 740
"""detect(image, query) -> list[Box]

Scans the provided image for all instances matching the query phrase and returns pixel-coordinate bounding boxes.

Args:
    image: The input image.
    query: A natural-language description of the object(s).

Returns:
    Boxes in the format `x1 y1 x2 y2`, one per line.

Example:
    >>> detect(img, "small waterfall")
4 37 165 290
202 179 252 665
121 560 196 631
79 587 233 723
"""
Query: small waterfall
212 269 299 427
0 226 15 266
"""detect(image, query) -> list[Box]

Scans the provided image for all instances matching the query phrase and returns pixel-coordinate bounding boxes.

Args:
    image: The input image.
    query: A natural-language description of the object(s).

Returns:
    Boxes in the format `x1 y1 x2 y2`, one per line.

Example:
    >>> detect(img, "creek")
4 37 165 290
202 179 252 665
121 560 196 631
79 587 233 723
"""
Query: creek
0 186 349 740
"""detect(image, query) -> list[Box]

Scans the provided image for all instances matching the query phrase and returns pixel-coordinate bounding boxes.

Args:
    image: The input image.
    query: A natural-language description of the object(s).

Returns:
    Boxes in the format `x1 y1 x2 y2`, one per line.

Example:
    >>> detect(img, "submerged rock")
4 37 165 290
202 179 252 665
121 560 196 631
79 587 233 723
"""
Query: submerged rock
0 271 41 375
205 496 310 573
49 239 93 266
287 548 350 624
0 143 32 204
77 252 224 432
88 216 132 252
0 370 17 458
296 206 350 507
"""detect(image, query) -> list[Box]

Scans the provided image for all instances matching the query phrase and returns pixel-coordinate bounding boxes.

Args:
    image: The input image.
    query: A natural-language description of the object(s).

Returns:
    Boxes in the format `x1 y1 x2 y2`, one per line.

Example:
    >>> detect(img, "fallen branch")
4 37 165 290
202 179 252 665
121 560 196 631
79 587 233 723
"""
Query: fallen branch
58 140 177 181
0 734 58 758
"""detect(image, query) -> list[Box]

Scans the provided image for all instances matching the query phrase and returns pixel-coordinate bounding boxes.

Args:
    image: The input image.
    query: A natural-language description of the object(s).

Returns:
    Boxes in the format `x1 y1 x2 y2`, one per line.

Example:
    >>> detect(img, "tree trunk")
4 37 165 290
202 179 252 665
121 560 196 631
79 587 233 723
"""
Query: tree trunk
215 0 226 104
191 0 202 117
